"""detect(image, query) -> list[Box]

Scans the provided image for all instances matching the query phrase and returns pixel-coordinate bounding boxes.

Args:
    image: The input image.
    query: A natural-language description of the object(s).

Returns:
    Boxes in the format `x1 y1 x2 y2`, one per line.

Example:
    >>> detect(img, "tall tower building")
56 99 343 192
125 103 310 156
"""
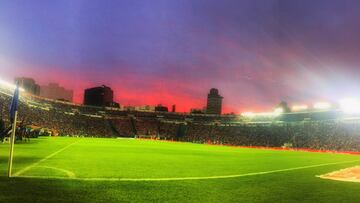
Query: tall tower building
84 85 114 107
206 88 223 115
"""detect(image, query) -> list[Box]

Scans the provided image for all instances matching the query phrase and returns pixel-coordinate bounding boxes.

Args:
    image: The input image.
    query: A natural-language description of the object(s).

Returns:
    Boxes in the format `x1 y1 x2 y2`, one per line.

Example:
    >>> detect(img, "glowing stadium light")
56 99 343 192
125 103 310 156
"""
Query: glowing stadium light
0 79 25 92
257 112 274 116
242 109 283 118
292 105 308 111
313 102 331 110
340 98 360 114
241 112 255 117
273 107 284 115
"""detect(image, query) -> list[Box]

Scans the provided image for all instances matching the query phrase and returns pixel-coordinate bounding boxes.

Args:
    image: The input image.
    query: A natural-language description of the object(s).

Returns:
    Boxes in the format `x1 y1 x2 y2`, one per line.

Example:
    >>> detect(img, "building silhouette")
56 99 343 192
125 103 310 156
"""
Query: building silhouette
15 77 40 95
40 83 73 102
206 88 223 115
155 104 168 112
84 85 114 107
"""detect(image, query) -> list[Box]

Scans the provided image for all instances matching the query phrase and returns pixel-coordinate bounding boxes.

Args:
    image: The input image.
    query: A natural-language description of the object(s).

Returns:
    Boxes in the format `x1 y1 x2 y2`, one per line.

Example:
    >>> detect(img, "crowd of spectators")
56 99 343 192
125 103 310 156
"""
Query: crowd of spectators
1 90 113 137
134 118 158 137
108 117 134 137
175 121 360 151
1 88 360 151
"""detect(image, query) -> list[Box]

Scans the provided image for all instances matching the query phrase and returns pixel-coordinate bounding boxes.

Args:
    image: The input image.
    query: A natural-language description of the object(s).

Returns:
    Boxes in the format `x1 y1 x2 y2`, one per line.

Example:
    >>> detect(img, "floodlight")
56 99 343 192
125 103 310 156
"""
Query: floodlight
0 78 25 92
292 105 308 111
340 98 360 114
273 107 284 115
241 112 255 117
313 102 331 110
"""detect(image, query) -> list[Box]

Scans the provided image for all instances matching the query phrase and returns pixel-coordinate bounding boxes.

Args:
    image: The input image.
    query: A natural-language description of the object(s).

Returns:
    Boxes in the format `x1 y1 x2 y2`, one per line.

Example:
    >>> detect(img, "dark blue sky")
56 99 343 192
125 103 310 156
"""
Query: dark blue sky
1 0 360 112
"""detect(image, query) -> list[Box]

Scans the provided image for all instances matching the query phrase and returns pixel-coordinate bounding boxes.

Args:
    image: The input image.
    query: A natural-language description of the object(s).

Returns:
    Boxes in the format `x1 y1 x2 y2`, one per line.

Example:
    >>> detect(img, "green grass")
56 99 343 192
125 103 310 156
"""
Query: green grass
1 137 360 202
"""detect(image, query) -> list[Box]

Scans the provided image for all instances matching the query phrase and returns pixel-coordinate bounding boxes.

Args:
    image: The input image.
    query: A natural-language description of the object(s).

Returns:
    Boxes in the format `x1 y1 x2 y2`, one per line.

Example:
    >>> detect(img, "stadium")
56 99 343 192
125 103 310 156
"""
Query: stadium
2 0 360 202
1 78 360 202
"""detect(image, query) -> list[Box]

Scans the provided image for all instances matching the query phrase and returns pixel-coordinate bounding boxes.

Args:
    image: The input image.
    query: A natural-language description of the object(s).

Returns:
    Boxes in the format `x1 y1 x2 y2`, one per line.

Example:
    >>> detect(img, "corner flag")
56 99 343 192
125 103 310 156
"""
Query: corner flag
9 86 19 122
8 85 19 177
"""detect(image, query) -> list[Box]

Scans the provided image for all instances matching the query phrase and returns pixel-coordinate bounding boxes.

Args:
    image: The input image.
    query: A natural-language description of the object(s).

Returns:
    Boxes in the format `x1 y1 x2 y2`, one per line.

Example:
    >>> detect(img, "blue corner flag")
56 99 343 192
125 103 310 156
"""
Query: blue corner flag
9 86 19 122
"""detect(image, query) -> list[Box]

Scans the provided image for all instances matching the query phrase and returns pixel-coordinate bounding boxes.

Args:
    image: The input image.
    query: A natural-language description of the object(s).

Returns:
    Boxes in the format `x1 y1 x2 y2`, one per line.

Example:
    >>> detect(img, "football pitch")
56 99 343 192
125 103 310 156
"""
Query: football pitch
1 137 360 202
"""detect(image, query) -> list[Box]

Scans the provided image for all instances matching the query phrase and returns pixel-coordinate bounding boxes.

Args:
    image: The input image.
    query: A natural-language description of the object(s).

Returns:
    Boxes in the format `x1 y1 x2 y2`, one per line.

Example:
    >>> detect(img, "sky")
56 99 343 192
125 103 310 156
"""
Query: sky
1 0 360 113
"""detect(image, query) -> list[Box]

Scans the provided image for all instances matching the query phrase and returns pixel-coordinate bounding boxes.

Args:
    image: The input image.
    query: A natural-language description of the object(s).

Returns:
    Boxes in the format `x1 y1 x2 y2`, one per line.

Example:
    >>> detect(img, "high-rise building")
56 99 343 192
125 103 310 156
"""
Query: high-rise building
155 104 168 112
15 77 40 95
40 83 73 102
84 85 114 107
206 88 223 115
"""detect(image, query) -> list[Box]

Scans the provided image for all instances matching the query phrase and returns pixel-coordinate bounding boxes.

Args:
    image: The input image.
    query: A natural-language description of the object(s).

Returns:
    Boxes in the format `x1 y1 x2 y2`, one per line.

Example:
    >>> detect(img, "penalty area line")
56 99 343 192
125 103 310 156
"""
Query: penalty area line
13 140 80 177
15 159 360 182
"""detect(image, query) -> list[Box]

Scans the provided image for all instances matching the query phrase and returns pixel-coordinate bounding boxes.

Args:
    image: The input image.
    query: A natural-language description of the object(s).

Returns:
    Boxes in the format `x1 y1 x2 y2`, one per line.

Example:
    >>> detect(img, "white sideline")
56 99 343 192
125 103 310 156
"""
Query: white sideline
15 159 359 182
13 140 80 177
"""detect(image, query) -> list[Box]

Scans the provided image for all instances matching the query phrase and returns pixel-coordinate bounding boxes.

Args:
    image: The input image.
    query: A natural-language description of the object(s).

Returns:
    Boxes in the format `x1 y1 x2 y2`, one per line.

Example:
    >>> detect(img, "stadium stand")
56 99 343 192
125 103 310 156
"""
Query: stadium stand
1 86 360 152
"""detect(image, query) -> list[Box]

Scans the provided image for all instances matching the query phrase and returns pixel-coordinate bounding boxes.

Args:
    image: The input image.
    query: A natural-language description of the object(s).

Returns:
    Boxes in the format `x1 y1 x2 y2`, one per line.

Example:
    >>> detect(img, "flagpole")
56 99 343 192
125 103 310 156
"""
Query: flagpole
7 111 18 177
